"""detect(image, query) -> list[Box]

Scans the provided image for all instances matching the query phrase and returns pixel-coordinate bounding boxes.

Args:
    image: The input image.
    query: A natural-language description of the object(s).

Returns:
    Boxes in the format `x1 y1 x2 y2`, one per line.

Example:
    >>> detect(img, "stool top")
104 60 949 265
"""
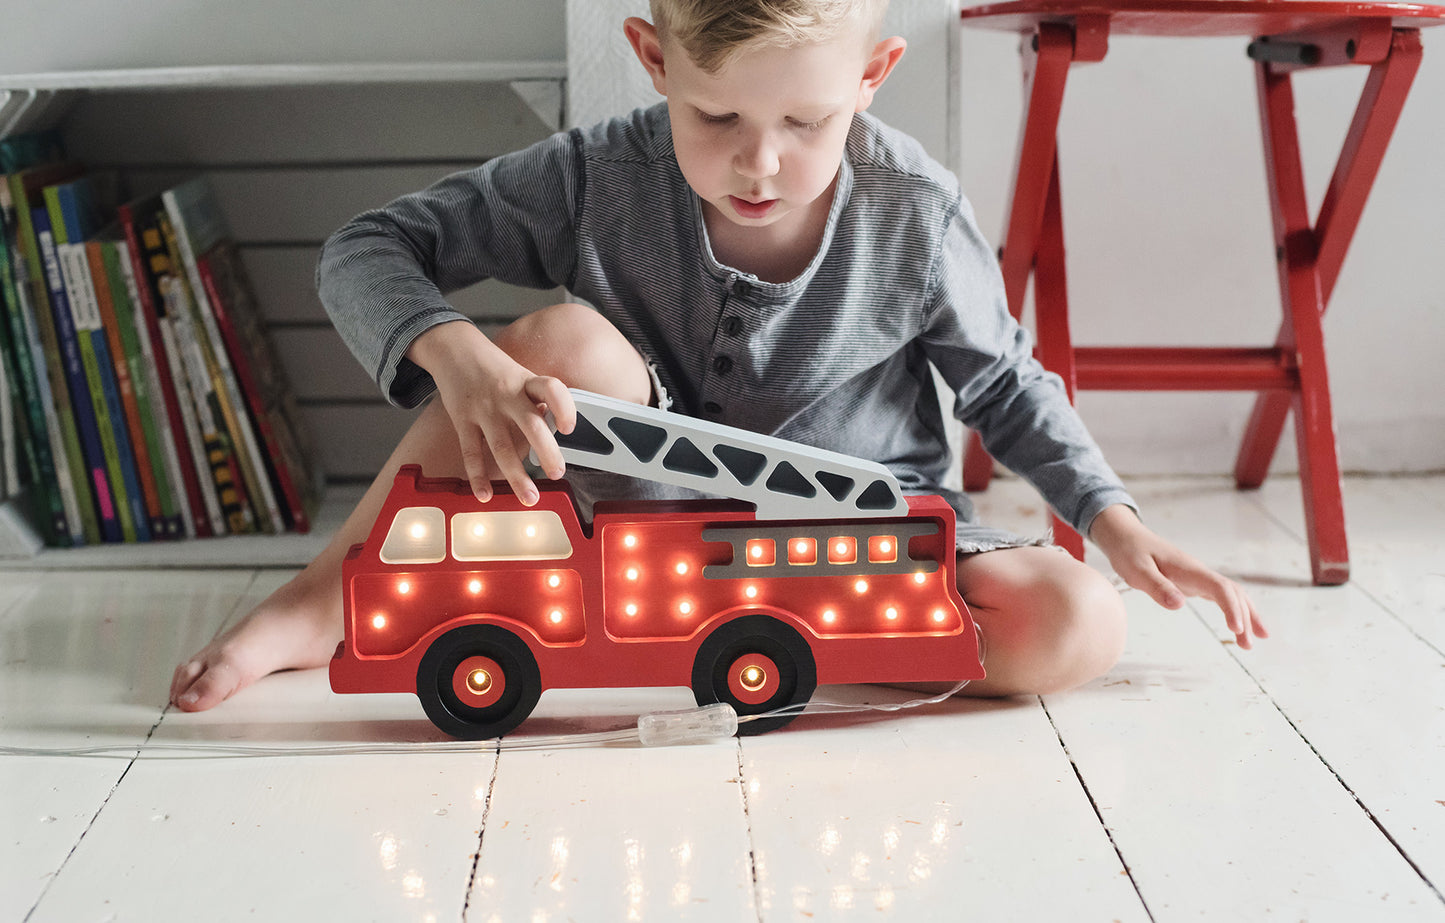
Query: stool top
960 0 1445 36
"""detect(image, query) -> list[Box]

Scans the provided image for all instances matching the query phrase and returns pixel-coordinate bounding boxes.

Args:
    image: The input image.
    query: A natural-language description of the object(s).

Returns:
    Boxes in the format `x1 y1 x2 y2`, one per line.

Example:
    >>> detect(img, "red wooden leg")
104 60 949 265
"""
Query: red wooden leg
1234 29 1422 493
1255 60 1349 585
962 23 1076 493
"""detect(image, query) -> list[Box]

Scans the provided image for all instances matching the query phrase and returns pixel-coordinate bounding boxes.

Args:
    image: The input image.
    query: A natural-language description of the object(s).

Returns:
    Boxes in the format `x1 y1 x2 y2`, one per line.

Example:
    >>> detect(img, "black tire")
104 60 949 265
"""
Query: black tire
691 614 817 735
416 625 542 740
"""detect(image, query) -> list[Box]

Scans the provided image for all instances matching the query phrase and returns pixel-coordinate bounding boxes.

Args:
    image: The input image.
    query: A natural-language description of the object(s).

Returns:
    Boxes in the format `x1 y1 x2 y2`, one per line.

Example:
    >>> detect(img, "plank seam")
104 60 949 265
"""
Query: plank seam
735 740 765 923
461 740 504 920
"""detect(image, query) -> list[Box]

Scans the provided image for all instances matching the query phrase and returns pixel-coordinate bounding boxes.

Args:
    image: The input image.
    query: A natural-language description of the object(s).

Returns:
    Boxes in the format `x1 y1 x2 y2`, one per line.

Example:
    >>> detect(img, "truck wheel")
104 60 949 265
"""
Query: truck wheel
417 625 542 740
691 615 817 735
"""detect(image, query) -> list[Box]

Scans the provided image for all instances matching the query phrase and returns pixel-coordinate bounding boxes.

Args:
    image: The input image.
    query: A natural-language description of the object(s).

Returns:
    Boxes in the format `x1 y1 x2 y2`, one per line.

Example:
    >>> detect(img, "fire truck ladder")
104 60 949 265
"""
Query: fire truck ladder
546 389 909 520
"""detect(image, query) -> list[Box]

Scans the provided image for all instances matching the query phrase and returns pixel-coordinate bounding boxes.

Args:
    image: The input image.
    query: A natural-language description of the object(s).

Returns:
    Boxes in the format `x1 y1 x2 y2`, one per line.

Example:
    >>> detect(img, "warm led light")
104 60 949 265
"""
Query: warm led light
467 669 492 695
371 613 387 629
397 580 411 594
740 665 767 691
675 561 689 576
525 525 537 538
468 579 482 594
678 600 693 615
750 544 764 559
885 607 899 620
794 540 808 554
472 523 485 537
932 609 947 623
624 603 638 616
549 608 564 624
834 541 847 555
623 533 638 548
744 585 758 599
854 579 869 594
409 523 427 539
625 567 639 581
879 540 892 554
913 572 927 585
547 574 562 589
822 609 837 623
746 539 775 566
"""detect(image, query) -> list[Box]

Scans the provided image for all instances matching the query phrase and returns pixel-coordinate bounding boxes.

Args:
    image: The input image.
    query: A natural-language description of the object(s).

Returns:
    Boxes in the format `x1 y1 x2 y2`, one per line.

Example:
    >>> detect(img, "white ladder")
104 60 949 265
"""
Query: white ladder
547 389 909 521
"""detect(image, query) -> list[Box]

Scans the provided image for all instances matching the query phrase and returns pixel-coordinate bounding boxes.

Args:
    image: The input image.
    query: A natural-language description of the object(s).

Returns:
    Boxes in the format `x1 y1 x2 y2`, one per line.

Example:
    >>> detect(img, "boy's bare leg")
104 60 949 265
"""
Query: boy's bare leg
953 545 1128 697
171 304 651 711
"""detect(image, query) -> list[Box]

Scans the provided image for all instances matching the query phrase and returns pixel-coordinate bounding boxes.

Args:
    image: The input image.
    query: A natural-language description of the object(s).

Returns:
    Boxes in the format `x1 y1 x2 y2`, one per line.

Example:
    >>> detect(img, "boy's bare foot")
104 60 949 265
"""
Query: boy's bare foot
170 569 343 712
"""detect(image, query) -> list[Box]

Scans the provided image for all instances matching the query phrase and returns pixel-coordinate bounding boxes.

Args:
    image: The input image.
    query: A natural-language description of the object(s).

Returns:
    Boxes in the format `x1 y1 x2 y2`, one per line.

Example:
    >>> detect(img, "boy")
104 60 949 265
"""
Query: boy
172 0 1264 713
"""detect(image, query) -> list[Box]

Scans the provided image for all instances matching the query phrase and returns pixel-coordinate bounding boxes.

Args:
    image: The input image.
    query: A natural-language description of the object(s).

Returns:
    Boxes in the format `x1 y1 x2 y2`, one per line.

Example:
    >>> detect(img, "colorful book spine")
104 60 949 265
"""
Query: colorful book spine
161 186 279 534
33 212 119 542
87 240 167 538
105 240 188 540
117 198 216 537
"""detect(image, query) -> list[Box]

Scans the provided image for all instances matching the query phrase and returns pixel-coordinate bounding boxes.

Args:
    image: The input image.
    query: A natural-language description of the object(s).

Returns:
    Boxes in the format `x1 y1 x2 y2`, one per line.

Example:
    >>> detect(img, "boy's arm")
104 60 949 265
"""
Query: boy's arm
1089 504 1267 648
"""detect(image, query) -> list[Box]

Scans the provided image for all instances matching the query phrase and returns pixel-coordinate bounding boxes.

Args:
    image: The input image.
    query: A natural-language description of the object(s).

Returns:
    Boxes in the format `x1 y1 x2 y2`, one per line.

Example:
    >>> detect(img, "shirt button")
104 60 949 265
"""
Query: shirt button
721 316 743 336
731 279 752 297
712 355 734 374
703 400 722 414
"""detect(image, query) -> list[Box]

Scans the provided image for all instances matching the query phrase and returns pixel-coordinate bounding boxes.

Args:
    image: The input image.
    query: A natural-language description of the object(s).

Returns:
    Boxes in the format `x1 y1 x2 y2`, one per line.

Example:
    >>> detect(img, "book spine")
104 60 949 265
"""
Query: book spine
117 203 212 537
58 242 144 542
161 197 280 534
9 175 97 545
89 241 165 539
108 241 187 540
0 210 69 543
161 276 245 533
35 218 119 542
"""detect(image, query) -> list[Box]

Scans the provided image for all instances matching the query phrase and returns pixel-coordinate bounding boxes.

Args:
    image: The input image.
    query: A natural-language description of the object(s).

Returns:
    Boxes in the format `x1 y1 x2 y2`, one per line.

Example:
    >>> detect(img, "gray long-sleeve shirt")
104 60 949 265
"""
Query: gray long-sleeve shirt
317 103 1134 550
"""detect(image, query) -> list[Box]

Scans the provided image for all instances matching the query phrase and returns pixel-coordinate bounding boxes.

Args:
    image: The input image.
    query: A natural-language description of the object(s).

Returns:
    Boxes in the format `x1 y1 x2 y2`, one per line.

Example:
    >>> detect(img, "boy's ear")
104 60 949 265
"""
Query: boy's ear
855 36 907 112
624 17 670 95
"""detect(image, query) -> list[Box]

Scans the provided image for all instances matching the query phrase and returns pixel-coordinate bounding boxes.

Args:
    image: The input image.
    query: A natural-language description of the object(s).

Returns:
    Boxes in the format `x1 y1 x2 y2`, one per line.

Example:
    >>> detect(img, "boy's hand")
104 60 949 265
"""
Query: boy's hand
408 320 576 505
1088 505 1268 649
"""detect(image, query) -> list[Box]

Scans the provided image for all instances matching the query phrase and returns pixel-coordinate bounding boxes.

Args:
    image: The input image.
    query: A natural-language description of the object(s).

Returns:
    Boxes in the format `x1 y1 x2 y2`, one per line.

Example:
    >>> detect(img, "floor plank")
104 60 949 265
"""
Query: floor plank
0 570 260 921
736 688 1147 921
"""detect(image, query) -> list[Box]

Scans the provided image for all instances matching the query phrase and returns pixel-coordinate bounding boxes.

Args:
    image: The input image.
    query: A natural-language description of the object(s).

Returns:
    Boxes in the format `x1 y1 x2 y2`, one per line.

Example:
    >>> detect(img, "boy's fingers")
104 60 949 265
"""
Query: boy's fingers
527 376 577 435
1132 559 1185 610
456 427 494 502
519 414 567 480
487 428 539 505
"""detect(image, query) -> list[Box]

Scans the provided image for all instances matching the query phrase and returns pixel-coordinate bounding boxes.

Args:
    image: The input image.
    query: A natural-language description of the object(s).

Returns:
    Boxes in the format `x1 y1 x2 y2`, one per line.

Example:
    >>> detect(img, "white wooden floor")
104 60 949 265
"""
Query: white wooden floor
2 474 1443 922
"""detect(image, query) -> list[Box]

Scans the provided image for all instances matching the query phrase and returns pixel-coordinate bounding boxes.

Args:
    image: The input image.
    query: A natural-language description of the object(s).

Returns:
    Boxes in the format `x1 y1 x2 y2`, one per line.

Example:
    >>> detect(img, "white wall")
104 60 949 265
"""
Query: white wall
6 0 1441 476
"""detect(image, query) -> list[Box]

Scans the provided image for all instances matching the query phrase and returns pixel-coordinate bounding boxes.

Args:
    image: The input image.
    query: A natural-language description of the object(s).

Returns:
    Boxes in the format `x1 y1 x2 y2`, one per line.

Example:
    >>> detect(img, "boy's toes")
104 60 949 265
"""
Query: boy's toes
171 659 244 712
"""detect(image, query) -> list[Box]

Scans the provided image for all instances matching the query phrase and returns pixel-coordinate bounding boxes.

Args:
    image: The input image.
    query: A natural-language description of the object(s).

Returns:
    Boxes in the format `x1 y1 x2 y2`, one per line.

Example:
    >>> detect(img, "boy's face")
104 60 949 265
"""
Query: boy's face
627 19 903 234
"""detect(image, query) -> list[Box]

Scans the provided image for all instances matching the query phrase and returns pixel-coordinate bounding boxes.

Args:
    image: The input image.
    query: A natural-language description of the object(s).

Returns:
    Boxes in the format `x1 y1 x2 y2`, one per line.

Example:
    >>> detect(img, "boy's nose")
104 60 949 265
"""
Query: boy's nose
733 133 780 180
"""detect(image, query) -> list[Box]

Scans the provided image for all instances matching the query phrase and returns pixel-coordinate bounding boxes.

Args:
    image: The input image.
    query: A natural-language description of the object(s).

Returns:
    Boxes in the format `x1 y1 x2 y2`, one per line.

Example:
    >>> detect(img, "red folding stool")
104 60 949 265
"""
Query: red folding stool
958 0 1445 585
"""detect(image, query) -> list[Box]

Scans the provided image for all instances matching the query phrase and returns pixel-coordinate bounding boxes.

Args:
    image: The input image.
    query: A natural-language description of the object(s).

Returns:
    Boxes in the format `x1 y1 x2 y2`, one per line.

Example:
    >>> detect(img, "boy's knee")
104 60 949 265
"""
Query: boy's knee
495 303 651 404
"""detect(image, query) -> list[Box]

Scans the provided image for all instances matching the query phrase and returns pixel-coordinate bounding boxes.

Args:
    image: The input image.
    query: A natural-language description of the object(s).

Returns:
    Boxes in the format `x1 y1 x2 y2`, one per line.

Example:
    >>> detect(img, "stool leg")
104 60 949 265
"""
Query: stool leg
963 23 1076 492
1235 29 1423 493
1254 60 1349 585
1033 155 1085 559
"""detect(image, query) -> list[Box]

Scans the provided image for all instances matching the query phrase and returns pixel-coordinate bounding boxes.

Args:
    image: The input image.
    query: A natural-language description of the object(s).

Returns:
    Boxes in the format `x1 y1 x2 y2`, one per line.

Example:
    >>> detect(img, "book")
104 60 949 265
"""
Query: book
162 179 280 534
7 161 99 544
117 195 217 537
33 207 121 542
197 242 321 531
101 238 188 539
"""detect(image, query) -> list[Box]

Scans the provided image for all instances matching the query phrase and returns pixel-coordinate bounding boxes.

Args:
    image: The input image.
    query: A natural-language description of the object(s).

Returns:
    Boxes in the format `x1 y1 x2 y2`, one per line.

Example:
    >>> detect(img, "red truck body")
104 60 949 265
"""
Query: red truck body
331 465 983 737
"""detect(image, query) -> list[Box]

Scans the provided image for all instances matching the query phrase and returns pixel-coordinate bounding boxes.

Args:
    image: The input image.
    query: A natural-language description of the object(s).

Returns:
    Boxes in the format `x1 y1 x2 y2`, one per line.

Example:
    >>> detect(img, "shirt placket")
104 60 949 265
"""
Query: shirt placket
699 274 755 419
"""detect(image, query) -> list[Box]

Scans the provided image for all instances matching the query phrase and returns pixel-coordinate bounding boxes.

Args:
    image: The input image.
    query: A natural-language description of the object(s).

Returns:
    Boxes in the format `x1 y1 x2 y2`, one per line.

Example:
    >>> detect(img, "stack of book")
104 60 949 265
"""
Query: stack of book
0 130 320 548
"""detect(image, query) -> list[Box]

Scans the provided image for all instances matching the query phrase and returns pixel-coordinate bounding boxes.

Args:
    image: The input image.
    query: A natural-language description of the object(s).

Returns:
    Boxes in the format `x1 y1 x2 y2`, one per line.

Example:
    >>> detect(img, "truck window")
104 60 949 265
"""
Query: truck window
380 506 446 564
451 510 573 561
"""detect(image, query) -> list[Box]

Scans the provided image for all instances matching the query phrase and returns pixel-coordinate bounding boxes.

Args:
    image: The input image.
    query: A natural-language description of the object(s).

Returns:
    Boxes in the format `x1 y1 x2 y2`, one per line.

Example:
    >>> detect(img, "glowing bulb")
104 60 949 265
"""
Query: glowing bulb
409 523 426 539
744 585 758 599
834 541 848 555
524 525 537 538
467 669 492 695
371 613 387 629
623 533 638 548
472 523 485 537
750 544 763 559
624 603 638 616
468 579 482 594
625 567 639 581
879 540 892 554
854 579 869 594
549 608 563 624
675 561 689 575
913 572 927 585
740 665 766 691
794 540 808 555
822 609 837 623
678 600 693 615
885 607 899 620
397 580 411 595
932 609 947 623
547 574 562 589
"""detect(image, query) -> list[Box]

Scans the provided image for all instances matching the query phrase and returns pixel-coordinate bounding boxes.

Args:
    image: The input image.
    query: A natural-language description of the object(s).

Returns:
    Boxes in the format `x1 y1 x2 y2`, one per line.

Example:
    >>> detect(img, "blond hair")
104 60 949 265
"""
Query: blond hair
649 0 889 74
